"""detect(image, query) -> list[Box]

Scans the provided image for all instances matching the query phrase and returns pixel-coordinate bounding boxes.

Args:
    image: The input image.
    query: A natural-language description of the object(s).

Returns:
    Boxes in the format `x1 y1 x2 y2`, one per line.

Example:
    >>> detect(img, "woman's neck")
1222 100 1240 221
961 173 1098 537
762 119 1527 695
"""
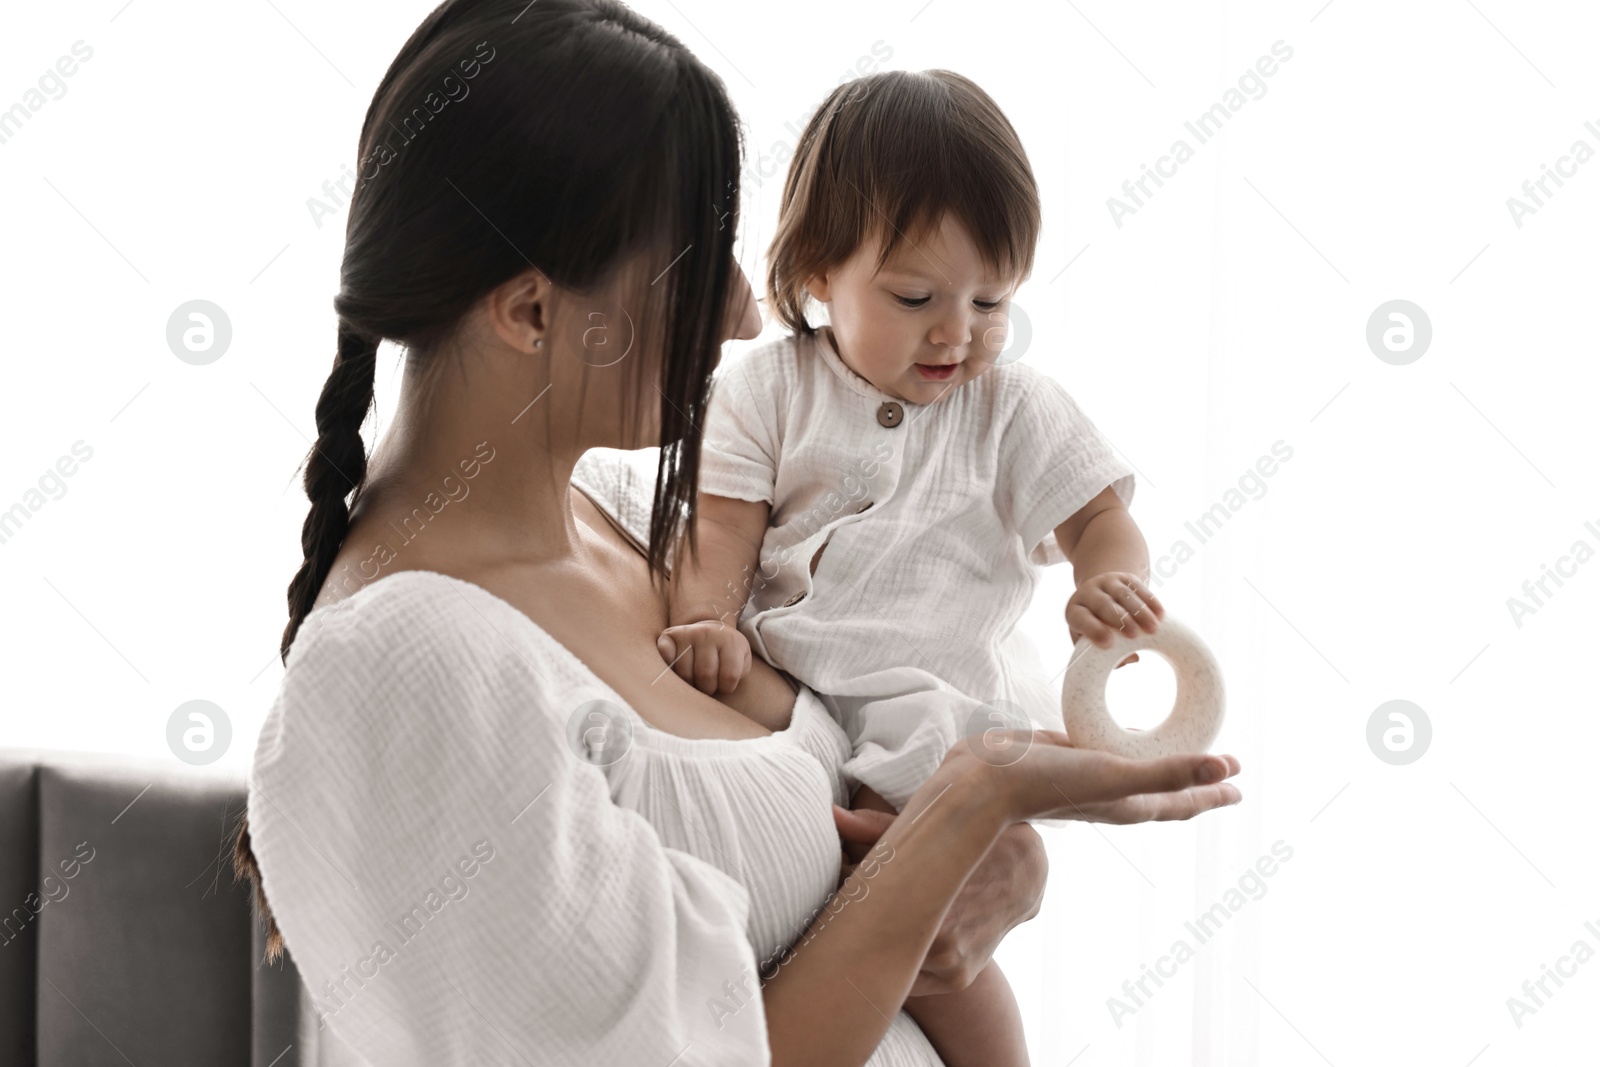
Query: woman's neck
357 359 585 568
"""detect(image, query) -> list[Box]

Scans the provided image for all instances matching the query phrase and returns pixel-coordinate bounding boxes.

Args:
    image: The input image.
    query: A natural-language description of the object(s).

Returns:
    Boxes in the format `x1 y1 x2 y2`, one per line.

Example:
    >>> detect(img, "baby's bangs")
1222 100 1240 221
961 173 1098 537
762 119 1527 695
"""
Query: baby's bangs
831 70 1040 282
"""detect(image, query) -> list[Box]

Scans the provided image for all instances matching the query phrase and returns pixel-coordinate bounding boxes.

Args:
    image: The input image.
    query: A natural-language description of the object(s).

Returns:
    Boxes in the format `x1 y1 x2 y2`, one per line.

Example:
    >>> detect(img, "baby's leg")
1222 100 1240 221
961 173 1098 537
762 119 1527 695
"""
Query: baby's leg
849 783 1031 1067
908 961 1029 1067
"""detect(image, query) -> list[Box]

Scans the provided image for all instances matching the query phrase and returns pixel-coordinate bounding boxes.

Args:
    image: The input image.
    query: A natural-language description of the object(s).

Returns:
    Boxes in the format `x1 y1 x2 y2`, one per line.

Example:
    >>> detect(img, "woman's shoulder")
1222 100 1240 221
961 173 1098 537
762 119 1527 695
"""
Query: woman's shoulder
570 447 662 554
246 569 774 1064
288 568 519 673
268 569 590 754
250 568 612 864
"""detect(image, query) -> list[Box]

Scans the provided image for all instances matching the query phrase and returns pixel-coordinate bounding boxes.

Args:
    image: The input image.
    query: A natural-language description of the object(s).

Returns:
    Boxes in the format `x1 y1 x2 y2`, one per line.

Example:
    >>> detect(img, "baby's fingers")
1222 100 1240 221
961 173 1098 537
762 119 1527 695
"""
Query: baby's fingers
1065 603 1118 648
718 637 750 693
1068 598 1141 648
673 645 698 688
1127 577 1165 621
658 630 703 689
1113 577 1164 633
691 642 721 694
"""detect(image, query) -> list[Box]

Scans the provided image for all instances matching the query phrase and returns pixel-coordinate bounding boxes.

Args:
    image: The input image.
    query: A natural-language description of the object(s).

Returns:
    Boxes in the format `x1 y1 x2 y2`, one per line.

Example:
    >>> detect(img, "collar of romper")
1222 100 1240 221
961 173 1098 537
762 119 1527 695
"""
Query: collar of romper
813 324 926 407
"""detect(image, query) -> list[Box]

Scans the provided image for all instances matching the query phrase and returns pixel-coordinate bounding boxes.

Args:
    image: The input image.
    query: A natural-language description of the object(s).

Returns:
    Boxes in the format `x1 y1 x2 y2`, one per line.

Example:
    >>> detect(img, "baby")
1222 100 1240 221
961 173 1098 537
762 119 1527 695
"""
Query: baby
657 69 1163 1066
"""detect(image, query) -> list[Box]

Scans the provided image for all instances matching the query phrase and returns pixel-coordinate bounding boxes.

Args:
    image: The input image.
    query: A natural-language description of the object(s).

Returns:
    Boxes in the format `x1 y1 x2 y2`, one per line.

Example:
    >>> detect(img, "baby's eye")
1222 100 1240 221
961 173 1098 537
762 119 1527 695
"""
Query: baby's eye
893 294 930 308
974 299 1002 311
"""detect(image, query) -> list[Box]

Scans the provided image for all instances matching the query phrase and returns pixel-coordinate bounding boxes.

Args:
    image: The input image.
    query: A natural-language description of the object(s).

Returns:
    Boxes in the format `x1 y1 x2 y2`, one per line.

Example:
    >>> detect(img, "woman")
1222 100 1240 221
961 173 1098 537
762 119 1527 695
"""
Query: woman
233 1 1243 1063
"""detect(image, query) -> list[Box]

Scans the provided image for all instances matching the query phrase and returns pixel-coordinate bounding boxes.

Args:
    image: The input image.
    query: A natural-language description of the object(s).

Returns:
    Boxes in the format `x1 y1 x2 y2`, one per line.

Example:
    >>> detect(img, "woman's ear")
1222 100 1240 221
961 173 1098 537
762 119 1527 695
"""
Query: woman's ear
486 266 552 354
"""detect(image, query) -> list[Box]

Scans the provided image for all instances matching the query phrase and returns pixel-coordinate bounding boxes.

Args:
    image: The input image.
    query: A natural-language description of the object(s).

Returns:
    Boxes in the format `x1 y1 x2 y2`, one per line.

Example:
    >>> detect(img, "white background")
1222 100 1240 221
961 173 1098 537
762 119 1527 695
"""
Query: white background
1 0 1596 1063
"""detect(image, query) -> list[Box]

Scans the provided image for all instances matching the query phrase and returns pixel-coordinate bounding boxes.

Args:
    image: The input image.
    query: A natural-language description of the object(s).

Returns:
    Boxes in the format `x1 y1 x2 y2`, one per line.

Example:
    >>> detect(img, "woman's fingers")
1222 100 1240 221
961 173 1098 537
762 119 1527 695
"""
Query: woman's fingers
1079 780 1243 824
832 804 894 866
832 804 894 844
1100 751 1238 798
1006 737 1242 819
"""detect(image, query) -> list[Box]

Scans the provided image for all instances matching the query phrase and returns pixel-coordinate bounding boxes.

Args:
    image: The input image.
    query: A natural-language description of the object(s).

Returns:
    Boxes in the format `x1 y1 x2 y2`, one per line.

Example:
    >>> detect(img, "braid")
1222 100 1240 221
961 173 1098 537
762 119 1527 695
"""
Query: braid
237 320 377 965
280 322 379 664
230 0 747 973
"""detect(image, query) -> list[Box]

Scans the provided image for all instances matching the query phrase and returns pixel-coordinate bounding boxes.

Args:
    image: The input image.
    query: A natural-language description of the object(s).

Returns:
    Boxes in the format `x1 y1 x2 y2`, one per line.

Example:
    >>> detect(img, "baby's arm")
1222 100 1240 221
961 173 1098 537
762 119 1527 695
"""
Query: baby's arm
1053 484 1163 658
658 492 771 694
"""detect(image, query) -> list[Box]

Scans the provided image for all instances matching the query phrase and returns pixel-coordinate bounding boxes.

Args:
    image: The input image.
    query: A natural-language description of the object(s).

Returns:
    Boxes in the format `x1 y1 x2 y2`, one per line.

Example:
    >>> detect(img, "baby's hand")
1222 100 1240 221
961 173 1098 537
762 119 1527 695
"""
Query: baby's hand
656 620 752 695
1066 571 1164 668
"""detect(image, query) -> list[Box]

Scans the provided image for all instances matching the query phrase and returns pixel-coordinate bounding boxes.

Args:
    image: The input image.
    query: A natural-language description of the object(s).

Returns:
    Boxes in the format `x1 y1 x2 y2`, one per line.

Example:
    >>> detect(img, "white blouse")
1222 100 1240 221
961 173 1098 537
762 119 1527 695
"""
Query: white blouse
698 327 1137 809
247 446 944 1066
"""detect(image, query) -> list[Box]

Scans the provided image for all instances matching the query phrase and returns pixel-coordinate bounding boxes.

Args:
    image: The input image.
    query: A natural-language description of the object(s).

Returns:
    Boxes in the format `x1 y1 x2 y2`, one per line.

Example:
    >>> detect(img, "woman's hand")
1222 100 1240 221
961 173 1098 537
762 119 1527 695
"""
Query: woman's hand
960 728 1242 826
761 738 1238 1067
832 805 1048 996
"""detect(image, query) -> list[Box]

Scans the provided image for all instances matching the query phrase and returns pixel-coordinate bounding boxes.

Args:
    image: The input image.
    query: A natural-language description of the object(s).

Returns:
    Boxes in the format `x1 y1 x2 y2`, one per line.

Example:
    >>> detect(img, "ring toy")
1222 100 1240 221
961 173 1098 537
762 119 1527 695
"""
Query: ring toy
1060 615 1225 759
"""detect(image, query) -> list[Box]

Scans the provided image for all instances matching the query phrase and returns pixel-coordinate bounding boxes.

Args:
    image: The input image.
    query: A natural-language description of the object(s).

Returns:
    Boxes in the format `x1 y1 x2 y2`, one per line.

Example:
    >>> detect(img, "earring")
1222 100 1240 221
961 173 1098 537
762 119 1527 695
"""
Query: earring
533 338 543 349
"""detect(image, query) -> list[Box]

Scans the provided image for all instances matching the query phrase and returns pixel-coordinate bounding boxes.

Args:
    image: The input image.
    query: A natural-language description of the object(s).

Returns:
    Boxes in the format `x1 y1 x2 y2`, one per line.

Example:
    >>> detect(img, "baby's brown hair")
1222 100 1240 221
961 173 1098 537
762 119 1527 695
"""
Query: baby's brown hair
766 69 1041 335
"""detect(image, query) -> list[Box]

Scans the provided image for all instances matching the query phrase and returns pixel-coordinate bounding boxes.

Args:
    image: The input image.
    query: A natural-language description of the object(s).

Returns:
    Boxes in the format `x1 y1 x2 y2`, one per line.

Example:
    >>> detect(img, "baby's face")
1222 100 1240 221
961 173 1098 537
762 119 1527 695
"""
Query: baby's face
805 212 1021 404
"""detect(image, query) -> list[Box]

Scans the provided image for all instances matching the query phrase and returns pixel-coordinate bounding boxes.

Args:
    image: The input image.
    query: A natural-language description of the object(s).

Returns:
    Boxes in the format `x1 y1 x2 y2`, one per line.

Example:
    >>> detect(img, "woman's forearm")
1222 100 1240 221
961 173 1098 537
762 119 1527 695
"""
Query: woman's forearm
761 755 1008 1067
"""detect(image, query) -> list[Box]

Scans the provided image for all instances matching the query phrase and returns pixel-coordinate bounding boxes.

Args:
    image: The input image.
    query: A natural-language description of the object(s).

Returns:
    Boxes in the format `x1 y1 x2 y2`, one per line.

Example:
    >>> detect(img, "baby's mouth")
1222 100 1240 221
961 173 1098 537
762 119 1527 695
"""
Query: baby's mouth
914 363 958 381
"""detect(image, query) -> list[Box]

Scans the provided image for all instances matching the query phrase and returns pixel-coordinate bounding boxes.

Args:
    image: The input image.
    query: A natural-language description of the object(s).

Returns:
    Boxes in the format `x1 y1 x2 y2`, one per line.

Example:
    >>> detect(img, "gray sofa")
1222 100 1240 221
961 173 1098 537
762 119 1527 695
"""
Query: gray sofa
0 749 357 1066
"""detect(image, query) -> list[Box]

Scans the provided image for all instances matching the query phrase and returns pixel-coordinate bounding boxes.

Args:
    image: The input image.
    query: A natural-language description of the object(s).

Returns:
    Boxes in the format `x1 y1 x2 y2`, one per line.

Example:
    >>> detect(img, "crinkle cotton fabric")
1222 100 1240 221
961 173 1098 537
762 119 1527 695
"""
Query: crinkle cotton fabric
246 446 944 1067
698 328 1136 810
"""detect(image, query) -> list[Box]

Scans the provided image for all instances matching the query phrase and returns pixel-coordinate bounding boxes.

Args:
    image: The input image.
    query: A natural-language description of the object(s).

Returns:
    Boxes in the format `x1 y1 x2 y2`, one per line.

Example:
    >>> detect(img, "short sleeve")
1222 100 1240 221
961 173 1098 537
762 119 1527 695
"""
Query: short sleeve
248 577 770 1067
698 356 783 504
995 370 1136 567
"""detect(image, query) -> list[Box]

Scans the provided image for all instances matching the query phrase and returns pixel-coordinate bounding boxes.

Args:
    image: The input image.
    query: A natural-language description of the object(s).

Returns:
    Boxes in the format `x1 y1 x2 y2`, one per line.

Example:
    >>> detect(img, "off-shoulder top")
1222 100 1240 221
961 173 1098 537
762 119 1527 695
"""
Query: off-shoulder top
246 445 944 1066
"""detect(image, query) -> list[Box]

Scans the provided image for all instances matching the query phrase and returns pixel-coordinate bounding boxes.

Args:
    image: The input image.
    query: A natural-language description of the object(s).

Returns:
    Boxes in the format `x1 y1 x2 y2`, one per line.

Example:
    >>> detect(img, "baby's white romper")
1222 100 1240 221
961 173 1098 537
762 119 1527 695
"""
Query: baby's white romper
698 327 1136 810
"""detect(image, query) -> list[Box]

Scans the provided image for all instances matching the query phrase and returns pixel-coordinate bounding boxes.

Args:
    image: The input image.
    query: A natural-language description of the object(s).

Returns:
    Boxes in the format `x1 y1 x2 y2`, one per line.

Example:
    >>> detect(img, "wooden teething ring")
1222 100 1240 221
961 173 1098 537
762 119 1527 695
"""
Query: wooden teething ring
1060 615 1225 759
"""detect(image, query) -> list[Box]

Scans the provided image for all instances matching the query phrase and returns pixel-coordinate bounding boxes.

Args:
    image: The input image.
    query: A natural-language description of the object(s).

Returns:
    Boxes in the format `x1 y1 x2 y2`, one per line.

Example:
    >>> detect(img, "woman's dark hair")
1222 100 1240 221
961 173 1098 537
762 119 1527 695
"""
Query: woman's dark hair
767 69 1040 335
233 0 743 963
